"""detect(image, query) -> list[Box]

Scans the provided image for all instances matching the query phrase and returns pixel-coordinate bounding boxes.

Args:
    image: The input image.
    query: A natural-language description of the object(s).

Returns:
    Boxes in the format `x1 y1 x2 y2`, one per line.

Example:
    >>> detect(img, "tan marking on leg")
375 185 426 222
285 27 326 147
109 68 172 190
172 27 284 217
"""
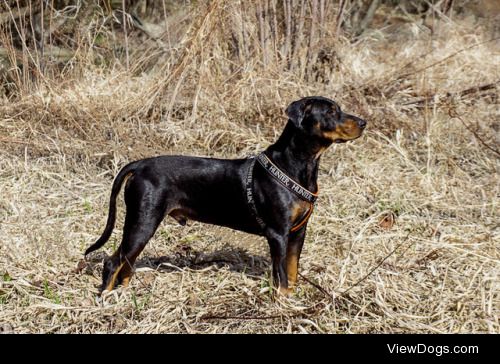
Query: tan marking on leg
104 262 125 292
278 286 293 296
119 263 133 288
121 276 131 288
286 251 299 288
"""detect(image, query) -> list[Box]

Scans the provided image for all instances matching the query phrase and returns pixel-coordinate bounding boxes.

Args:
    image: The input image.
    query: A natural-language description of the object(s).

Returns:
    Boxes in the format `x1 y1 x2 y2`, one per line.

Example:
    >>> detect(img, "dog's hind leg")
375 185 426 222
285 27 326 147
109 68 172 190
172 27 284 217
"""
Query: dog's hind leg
101 209 165 292
102 208 165 292
101 179 167 292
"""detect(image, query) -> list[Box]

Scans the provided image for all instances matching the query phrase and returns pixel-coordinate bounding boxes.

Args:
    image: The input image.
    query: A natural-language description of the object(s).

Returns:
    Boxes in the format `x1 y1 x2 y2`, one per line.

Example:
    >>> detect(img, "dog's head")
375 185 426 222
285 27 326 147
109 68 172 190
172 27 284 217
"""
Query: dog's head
285 96 367 144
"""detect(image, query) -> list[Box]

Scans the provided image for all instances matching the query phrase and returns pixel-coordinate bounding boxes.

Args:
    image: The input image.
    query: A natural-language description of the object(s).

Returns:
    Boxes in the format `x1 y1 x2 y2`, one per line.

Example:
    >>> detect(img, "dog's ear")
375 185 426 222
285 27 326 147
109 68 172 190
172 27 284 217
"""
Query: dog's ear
285 99 313 128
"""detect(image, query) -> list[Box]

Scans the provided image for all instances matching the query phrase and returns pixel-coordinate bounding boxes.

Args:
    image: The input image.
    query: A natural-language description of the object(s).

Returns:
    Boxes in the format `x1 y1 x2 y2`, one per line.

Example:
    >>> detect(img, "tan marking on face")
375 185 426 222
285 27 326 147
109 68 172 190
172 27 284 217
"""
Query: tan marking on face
286 252 299 287
322 130 340 140
323 119 362 141
105 262 125 291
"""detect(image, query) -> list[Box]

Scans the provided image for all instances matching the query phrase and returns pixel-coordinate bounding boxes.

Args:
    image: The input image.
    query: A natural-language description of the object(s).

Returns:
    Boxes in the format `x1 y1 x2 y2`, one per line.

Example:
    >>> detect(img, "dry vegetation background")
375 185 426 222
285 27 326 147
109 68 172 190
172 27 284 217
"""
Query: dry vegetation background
0 0 499 333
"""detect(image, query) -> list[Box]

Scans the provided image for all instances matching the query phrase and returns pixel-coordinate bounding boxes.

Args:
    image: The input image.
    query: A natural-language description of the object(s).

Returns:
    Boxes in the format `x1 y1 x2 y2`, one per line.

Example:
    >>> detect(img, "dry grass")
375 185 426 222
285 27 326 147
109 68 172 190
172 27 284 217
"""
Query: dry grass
0 2 499 333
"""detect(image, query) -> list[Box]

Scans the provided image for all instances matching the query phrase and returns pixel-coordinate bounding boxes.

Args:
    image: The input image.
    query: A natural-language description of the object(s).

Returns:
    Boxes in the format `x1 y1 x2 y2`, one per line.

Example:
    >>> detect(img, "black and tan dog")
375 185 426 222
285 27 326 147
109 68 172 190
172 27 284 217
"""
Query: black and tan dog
85 96 366 295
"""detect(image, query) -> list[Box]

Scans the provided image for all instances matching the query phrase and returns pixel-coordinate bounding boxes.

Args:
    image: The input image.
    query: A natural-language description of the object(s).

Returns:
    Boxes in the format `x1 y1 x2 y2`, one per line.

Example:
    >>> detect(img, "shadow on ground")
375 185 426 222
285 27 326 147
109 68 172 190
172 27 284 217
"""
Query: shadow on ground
138 245 270 277
84 245 270 278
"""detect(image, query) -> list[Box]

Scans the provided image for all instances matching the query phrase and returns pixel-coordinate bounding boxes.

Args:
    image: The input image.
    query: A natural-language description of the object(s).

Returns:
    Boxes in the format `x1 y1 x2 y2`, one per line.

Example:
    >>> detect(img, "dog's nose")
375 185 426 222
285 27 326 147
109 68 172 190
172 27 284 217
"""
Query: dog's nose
358 118 367 129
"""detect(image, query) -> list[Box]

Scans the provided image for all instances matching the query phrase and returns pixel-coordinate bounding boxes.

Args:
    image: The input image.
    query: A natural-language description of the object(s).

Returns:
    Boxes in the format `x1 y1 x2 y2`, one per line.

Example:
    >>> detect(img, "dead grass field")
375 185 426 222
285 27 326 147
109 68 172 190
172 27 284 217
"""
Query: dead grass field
0 2 499 333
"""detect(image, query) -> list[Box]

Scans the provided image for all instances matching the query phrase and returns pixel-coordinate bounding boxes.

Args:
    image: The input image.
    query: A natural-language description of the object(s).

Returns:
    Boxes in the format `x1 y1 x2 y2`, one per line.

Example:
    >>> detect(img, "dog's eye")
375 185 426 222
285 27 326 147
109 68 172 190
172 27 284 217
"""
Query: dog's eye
327 110 338 118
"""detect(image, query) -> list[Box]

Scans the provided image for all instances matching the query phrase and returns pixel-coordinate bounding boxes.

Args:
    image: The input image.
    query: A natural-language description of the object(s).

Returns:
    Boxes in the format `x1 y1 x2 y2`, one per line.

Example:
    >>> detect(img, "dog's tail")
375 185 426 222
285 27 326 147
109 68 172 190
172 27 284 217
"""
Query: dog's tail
84 162 137 257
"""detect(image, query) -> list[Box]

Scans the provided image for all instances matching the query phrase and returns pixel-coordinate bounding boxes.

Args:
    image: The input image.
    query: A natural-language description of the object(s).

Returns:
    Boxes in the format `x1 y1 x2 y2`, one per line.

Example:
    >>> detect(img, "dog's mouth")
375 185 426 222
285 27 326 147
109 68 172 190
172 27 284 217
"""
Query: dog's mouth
323 122 366 144
331 121 366 143
333 133 363 143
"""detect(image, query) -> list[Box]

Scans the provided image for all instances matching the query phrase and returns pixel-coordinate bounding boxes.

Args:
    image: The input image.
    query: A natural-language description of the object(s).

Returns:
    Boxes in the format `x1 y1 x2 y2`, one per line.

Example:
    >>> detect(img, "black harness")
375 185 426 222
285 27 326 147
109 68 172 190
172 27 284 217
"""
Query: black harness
245 153 318 232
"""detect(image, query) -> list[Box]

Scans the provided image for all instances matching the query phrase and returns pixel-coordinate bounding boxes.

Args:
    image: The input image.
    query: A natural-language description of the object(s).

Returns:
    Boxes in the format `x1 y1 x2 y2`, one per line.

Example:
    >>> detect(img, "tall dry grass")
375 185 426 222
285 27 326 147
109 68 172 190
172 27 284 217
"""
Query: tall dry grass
0 1 499 333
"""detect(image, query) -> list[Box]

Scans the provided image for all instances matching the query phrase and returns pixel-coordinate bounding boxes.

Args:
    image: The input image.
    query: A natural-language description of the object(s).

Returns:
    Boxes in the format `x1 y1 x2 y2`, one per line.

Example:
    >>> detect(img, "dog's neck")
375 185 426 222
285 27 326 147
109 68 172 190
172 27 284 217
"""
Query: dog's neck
265 121 327 193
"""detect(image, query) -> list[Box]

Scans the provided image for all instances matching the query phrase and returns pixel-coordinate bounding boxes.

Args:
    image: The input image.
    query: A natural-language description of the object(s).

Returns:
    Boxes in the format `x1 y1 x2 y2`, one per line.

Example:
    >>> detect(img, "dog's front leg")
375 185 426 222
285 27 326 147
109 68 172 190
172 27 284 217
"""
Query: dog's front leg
266 230 290 296
286 225 307 291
